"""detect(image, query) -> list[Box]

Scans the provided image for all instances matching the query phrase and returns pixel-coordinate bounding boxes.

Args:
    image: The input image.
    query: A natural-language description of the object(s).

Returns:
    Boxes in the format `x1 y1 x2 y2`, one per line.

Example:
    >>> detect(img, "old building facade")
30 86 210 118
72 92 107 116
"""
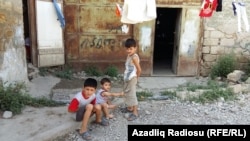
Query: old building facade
0 0 250 85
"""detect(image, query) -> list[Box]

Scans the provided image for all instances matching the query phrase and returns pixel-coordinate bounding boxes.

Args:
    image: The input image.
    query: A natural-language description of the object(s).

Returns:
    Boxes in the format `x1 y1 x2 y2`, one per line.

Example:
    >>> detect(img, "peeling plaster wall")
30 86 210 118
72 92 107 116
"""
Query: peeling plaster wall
180 9 200 57
200 1 250 76
0 0 28 86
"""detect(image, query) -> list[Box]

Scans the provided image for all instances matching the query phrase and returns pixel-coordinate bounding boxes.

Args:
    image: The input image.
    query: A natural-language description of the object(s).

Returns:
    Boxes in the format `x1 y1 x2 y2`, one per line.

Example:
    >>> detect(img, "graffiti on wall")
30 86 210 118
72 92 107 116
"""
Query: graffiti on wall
80 37 116 50
107 24 129 34
107 24 123 33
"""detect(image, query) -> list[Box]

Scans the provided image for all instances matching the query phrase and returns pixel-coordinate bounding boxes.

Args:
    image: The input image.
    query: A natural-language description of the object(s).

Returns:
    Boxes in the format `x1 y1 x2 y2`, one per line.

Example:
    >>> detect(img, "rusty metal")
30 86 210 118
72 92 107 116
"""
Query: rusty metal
64 2 132 72
63 0 202 75
156 0 201 5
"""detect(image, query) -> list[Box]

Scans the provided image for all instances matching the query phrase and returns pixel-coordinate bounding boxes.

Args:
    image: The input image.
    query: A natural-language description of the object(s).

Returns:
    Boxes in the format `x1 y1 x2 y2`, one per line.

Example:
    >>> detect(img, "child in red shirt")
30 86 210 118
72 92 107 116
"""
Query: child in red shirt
68 78 108 140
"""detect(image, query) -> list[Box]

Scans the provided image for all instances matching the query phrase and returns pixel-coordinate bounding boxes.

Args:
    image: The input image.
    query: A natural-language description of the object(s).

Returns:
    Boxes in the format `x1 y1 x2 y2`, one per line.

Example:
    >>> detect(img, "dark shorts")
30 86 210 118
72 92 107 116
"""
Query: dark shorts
76 106 86 121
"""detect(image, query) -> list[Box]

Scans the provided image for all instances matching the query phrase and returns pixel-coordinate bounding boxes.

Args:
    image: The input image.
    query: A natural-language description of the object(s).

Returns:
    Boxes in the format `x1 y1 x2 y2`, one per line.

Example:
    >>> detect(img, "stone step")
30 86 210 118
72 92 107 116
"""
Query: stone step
27 63 39 80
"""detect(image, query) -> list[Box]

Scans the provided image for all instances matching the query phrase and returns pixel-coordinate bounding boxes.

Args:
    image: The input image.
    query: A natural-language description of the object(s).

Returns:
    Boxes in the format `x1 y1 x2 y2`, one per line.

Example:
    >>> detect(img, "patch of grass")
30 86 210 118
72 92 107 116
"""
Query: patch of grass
185 80 228 92
0 82 65 115
188 88 235 104
39 67 49 76
177 80 234 104
210 53 237 79
242 59 250 80
84 66 102 76
160 90 176 99
104 65 119 77
163 80 234 104
136 90 153 101
54 66 73 80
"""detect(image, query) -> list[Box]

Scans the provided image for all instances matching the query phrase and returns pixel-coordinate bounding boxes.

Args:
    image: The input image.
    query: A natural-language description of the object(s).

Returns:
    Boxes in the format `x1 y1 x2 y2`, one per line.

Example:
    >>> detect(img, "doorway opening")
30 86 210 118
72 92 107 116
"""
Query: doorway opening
22 0 31 63
153 8 179 76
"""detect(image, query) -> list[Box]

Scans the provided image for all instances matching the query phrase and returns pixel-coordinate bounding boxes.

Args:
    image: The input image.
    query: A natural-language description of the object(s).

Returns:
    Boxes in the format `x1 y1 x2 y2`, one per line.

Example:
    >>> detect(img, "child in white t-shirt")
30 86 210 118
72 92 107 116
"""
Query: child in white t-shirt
96 77 124 119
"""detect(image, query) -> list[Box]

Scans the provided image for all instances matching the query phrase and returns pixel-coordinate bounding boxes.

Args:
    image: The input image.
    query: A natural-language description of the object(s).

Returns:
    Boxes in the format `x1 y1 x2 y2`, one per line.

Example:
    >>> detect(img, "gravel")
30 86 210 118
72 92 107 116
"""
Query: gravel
52 93 250 141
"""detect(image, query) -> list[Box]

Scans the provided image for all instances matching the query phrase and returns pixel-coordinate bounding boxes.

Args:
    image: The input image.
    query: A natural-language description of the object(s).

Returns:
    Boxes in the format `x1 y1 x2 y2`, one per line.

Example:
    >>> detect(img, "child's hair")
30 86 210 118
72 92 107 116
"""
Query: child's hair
100 77 111 85
125 38 136 48
84 78 97 89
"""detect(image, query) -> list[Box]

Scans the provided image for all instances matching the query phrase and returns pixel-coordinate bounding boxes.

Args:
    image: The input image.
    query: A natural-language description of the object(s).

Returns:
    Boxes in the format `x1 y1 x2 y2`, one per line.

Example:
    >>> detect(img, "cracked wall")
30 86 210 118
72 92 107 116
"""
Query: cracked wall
200 1 250 76
0 0 28 86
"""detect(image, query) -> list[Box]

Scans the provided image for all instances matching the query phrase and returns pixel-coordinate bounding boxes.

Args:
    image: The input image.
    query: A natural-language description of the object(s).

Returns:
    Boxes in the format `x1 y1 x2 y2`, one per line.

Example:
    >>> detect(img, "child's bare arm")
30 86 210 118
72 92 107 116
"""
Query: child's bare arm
132 56 141 78
103 91 124 97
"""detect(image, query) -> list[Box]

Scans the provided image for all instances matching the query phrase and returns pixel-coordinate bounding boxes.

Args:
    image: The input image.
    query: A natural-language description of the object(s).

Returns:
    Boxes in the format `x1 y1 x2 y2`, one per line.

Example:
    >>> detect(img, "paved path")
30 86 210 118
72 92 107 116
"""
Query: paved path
0 75 208 141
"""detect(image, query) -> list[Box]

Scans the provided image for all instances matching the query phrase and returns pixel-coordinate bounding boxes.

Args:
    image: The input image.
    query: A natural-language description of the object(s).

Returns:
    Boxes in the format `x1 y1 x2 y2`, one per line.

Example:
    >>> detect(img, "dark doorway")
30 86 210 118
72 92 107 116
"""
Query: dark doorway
22 0 31 62
153 8 178 75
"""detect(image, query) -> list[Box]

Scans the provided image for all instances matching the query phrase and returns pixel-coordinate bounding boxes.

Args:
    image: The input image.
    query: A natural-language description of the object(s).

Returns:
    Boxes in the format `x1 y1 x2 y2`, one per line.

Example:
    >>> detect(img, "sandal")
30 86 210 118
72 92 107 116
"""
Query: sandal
94 117 109 126
80 131 92 140
127 113 138 121
120 107 132 113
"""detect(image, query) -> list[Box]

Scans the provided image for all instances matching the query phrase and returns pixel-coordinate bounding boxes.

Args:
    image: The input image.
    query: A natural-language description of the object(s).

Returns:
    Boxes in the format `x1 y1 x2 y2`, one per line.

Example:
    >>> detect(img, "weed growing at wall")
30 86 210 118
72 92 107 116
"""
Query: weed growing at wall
243 59 250 77
84 65 120 77
54 66 73 79
104 65 119 77
84 66 103 77
210 53 237 79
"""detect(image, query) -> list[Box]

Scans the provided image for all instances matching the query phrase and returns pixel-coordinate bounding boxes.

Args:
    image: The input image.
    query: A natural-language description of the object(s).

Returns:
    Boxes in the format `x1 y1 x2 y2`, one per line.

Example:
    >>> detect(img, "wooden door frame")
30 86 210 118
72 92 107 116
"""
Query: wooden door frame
27 0 38 67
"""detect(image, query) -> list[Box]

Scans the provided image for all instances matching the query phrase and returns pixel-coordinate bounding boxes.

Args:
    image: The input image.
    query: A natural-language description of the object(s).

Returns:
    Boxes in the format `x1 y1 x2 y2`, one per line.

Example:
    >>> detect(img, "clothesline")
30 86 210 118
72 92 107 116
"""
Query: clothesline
199 0 249 32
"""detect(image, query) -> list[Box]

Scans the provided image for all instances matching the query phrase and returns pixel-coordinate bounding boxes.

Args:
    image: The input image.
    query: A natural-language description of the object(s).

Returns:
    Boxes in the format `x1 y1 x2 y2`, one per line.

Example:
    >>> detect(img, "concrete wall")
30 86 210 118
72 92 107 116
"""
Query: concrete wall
1 0 250 85
200 1 250 76
0 0 28 86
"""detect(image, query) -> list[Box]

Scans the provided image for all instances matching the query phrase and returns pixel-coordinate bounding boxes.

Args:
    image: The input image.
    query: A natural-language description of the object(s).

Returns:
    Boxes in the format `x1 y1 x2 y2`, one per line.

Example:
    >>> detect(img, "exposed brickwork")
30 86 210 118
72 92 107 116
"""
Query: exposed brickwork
200 1 250 76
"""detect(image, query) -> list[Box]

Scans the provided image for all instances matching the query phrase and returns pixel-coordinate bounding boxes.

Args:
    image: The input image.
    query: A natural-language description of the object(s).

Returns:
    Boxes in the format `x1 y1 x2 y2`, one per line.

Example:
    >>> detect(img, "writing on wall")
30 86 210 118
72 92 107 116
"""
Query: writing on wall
107 24 123 33
80 37 117 51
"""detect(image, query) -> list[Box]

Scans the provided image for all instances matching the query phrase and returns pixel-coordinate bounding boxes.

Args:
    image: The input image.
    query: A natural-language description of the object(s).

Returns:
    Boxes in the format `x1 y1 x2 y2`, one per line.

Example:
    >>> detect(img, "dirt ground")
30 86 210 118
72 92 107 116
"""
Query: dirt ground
52 77 124 90
52 78 85 89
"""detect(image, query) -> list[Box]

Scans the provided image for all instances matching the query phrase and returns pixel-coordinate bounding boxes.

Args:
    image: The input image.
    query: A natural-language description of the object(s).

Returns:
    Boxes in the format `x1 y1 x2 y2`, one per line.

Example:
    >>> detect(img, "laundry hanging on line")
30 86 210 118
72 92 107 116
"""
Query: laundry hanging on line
232 1 249 32
120 0 157 24
199 0 218 18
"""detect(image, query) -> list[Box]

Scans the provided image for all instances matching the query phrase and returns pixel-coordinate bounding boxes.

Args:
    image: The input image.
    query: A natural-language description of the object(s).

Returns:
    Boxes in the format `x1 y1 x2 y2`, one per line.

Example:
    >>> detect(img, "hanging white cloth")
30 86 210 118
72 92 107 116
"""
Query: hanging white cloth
121 0 157 24
233 1 249 32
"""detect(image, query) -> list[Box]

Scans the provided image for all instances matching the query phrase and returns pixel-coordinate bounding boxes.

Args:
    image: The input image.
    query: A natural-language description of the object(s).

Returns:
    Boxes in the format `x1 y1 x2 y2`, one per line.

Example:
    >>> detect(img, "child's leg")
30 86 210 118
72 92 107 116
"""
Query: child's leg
79 104 93 134
94 104 102 123
126 77 139 121
94 104 109 125
101 103 110 119
123 78 136 112
132 105 138 116
107 104 116 118
108 104 116 109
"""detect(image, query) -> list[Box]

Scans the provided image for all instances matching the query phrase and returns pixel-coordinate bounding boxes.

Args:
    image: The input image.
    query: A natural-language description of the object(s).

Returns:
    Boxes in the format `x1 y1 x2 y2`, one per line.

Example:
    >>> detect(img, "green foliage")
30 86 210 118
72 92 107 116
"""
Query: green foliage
39 67 49 76
161 80 232 103
104 65 119 77
54 66 73 79
243 59 250 77
210 54 237 79
160 90 176 99
185 79 227 92
84 66 102 76
0 82 64 115
136 91 153 101
188 88 235 104
183 80 233 103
